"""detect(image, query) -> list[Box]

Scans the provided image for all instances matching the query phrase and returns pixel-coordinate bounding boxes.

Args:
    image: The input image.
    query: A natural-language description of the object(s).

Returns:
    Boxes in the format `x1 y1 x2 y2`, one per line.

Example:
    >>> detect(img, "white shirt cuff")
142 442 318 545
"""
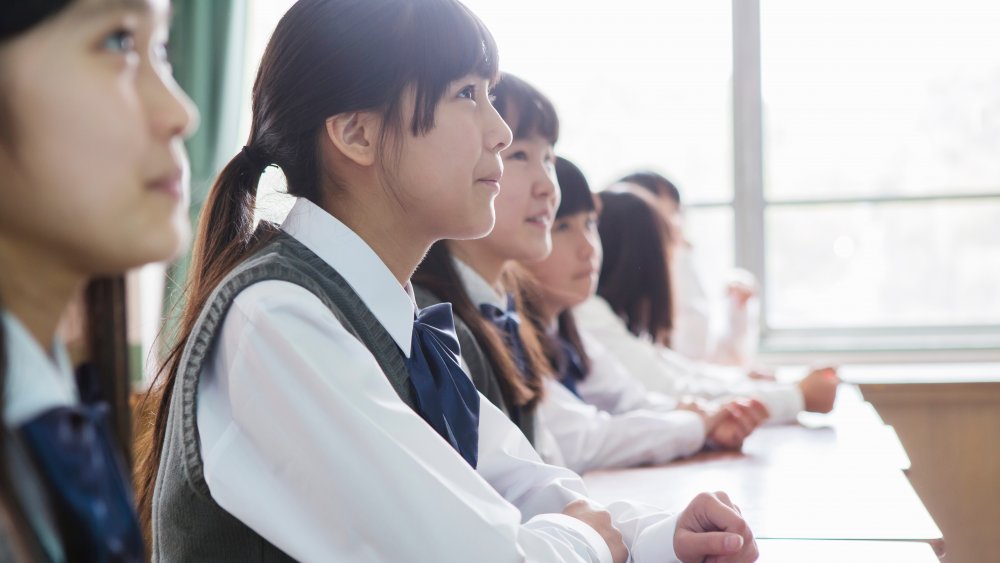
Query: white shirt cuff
626 512 680 563
525 513 615 563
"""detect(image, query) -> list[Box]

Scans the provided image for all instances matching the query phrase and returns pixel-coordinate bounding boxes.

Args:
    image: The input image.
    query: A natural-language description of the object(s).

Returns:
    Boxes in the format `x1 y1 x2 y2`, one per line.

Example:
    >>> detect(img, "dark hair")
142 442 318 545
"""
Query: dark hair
412 245 548 412
0 1 71 42
596 190 675 343
3 3 131 559
619 171 681 206
523 157 597 382
493 73 559 143
555 156 595 219
136 0 501 534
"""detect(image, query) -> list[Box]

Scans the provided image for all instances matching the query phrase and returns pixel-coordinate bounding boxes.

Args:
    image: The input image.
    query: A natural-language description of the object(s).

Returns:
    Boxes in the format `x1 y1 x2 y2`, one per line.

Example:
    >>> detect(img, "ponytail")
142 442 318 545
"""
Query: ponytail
134 146 276 539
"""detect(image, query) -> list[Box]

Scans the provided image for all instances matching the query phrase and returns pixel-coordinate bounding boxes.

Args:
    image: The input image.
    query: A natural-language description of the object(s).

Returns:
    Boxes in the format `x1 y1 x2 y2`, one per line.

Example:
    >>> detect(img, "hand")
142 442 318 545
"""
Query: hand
798 367 840 413
746 369 776 382
704 400 767 450
562 499 627 563
675 491 758 562
725 270 758 308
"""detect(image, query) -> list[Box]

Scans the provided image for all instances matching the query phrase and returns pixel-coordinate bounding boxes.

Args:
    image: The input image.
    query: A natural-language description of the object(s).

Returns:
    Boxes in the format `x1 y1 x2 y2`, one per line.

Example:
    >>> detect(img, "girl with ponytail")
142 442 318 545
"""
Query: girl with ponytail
0 0 197 559
139 2 760 561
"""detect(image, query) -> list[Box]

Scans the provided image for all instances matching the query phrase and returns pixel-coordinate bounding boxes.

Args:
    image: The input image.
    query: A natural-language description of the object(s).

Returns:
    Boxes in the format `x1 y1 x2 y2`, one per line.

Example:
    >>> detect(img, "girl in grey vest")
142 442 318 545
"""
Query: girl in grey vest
137 1 760 562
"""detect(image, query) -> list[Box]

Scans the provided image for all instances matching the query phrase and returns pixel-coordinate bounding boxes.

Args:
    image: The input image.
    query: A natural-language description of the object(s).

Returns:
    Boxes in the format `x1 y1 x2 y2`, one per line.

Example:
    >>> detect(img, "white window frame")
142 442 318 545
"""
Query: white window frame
729 0 1000 362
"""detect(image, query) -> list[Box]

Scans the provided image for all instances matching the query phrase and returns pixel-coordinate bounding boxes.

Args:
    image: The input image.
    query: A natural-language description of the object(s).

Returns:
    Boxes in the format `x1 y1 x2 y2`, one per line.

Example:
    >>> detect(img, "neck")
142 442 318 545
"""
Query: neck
448 240 508 294
321 189 432 287
0 237 85 353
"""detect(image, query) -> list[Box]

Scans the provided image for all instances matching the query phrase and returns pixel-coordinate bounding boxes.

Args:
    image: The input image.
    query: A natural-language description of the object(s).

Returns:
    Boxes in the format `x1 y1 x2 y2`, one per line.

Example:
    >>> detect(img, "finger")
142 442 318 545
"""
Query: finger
750 400 770 424
723 404 756 436
714 491 734 508
676 529 744 559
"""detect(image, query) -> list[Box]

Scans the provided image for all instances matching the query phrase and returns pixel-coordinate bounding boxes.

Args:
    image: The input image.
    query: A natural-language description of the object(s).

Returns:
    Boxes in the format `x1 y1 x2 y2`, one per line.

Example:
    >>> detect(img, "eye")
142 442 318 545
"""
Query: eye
505 150 528 161
487 88 497 104
586 217 599 230
553 220 571 232
102 28 137 54
458 84 477 100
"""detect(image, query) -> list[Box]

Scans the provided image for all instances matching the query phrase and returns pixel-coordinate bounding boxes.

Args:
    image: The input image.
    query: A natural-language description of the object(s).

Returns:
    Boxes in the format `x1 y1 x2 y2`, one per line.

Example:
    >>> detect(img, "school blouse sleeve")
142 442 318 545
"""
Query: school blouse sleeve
198 280 615 563
475 387 683 563
574 331 682 414
534 380 705 474
574 297 803 424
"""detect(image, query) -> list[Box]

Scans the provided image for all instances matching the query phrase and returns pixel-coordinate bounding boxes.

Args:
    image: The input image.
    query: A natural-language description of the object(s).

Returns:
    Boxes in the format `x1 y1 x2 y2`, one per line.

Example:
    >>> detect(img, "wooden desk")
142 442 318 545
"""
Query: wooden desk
756 539 939 562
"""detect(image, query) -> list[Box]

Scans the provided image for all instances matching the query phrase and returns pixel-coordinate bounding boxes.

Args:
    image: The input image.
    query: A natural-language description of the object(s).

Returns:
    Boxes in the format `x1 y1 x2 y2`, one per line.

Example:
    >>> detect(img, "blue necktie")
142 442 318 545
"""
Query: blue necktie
557 337 586 398
405 302 481 468
17 366 144 562
479 295 530 379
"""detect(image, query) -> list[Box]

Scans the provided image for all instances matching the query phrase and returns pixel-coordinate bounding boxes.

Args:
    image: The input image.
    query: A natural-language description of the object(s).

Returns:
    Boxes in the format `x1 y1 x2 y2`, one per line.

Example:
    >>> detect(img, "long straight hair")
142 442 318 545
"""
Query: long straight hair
596 190 675 343
522 157 597 382
134 0 501 532
413 245 548 411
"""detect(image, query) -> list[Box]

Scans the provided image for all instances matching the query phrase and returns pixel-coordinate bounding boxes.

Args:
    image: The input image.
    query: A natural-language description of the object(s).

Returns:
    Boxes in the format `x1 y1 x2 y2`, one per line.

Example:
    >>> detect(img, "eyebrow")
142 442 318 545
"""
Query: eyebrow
76 0 154 18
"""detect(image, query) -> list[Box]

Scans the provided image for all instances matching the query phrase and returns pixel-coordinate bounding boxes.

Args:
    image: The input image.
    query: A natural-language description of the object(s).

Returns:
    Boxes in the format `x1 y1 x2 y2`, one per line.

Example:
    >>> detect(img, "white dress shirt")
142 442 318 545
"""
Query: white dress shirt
671 246 759 366
452 260 706 474
197 198 682 563
573 296 804 424
2 312 79 427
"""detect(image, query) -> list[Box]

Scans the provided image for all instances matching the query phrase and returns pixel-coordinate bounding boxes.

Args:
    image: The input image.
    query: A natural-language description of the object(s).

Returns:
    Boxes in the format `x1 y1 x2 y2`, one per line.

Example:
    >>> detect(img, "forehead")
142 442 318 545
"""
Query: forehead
69 0 166 19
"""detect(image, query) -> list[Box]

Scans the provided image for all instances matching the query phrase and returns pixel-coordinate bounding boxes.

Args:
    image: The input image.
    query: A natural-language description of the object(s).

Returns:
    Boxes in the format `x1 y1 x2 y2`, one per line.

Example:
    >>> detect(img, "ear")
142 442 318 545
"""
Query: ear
324 111 380 167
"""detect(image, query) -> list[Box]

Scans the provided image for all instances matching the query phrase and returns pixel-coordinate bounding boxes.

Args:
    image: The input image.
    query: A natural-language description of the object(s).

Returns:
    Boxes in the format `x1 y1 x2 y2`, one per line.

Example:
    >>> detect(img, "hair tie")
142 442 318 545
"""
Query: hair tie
240 145 270 174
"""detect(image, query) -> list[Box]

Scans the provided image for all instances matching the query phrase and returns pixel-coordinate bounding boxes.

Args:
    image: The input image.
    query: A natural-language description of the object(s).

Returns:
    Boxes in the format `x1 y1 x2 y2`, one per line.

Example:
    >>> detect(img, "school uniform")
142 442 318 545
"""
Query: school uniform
446 260 707 475
1 313 144 562
671 246 759 366
574 295 804 424
156 198 683 563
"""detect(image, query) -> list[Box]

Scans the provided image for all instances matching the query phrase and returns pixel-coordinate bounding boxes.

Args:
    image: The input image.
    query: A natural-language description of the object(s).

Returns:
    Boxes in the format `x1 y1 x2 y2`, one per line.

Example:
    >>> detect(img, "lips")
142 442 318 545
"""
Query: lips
148 168 183 200
525 209 555 228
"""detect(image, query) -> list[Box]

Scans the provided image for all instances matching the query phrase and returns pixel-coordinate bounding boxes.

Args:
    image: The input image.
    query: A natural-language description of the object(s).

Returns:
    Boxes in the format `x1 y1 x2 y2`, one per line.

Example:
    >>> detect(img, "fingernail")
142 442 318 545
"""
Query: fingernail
724 535 744 552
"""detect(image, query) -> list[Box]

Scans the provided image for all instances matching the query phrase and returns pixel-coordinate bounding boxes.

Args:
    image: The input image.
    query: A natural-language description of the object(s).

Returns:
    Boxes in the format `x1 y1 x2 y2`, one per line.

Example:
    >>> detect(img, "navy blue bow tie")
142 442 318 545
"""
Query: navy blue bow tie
479 295 530 380
17 366 144 562
557 337 586 397
405 302 480 468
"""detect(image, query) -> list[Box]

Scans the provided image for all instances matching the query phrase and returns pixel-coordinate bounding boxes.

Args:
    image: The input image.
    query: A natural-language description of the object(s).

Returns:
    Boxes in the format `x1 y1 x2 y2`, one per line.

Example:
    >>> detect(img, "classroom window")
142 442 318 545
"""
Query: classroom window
239 0 1000 356
758 0 1000 350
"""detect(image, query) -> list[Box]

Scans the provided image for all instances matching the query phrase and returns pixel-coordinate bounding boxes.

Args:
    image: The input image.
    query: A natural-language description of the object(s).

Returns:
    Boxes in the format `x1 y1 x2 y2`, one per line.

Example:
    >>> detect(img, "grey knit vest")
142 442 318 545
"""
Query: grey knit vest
152 232 416 562
413 286 536 446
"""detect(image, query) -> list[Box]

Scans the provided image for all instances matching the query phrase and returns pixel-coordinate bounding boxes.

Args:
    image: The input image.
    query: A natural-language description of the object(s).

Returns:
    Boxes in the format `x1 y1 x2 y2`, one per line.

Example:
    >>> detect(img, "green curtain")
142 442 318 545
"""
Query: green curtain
162 0 249 344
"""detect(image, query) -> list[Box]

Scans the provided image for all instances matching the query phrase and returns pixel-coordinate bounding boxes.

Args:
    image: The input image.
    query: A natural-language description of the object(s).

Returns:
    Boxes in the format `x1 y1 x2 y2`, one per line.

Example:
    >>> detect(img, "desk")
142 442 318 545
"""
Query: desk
583 384 944 556
756 539 939 562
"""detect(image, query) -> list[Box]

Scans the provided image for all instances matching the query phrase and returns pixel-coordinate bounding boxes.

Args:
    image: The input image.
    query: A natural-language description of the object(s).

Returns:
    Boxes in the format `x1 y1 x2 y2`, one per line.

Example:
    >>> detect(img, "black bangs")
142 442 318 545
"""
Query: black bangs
555 157 596 219
0 0 72 41
406 0 500 135
493 73 559 144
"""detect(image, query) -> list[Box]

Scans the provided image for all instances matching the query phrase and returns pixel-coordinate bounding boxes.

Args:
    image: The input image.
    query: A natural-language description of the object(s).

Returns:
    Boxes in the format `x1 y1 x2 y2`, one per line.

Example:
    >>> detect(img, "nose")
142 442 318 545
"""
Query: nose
144 63 199 142
485 103 513 154
533 161 559 208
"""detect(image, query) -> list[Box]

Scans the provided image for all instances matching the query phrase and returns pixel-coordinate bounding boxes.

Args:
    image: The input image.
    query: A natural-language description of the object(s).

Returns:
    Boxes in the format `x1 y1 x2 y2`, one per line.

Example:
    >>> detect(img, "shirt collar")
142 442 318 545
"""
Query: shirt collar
281 198 416 357
452 256 507 310
2 312 79 427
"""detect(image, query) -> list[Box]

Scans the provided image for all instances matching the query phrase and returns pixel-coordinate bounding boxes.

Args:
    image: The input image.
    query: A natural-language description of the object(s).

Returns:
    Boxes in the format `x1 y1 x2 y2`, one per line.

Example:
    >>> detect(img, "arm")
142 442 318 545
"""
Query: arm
535 380 705 473
200 282 611 563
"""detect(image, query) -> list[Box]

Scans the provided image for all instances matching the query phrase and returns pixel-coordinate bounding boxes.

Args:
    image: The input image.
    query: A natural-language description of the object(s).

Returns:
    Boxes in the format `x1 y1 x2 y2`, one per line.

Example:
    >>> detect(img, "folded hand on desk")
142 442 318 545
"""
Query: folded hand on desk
696 399 769 450
674 492 758 563
798 367 840 413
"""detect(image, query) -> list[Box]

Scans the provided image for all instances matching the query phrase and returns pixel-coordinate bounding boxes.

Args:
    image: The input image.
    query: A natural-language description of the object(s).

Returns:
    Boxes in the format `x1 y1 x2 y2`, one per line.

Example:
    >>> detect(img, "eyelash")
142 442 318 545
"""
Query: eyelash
102 28 137 54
